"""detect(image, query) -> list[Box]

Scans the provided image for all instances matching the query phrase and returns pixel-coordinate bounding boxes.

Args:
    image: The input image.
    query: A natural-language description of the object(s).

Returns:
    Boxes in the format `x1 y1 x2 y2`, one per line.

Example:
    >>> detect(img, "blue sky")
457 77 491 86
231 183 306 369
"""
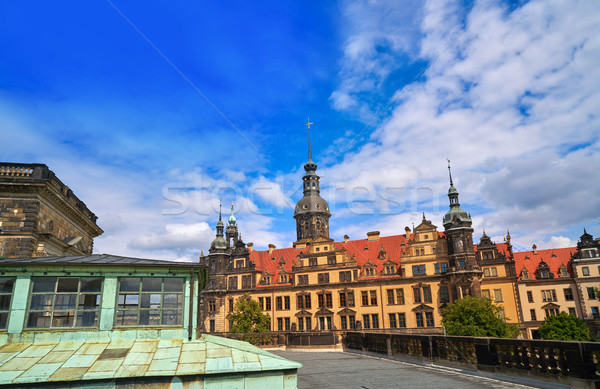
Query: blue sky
1 0 599 260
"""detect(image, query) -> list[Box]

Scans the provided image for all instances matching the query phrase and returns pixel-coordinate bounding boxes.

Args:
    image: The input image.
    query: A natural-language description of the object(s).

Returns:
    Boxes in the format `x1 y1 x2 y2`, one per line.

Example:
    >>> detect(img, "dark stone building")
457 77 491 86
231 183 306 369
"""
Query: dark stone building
0 163 103 258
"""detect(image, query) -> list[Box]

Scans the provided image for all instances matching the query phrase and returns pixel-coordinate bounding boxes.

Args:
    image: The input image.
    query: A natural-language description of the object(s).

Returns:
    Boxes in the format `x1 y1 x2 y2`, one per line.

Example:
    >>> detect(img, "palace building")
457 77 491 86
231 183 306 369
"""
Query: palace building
198 133 600 339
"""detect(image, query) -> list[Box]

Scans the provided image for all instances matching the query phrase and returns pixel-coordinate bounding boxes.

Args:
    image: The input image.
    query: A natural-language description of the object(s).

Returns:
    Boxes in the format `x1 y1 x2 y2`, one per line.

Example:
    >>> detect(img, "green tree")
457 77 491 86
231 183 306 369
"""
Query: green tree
229 293 271 333
538 312 590 341
441 296 519 338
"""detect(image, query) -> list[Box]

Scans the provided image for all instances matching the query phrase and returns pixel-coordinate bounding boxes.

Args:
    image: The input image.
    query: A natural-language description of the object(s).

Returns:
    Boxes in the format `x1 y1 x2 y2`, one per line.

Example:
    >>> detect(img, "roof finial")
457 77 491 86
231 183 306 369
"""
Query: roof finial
306 118 314 162
422 212 426 221
219 201 222 221
447 158 454 186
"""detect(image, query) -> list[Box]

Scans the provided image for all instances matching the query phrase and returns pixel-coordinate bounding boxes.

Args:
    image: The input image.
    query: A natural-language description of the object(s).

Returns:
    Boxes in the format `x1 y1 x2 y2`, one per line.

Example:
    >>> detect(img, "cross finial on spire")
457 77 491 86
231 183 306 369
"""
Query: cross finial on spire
306 118 313 162
447 158 454 186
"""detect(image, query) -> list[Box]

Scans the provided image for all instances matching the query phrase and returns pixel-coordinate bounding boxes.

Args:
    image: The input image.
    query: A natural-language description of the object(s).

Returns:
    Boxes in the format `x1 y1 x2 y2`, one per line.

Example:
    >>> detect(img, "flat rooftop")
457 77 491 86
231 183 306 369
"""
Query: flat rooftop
272 350 540 389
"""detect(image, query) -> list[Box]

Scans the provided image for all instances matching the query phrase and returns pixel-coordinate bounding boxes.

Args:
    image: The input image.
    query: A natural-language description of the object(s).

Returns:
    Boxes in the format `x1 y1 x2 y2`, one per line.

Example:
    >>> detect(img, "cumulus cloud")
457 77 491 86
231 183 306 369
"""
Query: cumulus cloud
129 222 214 252
328 0 600 247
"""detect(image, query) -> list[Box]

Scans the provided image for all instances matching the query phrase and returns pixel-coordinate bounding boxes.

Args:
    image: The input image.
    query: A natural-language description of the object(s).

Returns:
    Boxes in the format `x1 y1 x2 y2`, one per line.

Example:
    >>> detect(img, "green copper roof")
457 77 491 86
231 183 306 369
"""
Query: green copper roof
228 204 236 225
0 334 301 385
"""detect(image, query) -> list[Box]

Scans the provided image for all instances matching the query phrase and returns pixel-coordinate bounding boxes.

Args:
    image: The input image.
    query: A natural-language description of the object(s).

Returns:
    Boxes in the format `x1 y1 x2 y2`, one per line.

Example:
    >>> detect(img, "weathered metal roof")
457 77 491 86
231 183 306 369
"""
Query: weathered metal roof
0 334 301 385
0 254 201 268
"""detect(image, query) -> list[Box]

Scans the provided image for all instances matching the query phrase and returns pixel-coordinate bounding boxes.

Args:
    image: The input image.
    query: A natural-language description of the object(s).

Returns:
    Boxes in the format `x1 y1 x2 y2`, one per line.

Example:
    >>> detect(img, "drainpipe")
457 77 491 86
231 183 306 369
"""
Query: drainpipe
189 268 194 341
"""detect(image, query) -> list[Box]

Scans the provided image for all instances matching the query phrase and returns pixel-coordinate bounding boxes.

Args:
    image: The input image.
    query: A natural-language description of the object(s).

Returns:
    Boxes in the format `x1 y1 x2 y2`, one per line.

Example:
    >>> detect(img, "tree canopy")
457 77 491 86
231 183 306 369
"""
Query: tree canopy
441 296 519 338
538 312 590 341
229 293 271 333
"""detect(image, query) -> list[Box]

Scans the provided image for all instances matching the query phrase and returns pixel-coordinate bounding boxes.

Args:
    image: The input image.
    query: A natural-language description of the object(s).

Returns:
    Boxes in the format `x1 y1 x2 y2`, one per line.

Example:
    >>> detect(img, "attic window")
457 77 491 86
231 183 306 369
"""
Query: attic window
324 246 328 251
424 235 428 239
316 247 320 252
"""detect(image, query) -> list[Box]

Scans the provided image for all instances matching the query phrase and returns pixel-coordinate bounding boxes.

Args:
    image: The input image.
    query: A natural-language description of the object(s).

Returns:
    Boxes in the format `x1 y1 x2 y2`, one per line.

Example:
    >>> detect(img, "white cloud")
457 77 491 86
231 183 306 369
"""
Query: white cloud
129 222 214 252
328 0 600 246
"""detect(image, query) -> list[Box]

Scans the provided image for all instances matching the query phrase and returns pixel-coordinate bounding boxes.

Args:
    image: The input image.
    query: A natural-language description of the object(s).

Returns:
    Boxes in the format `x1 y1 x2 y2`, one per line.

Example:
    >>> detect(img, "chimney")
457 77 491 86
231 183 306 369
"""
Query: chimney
367 231 380 241
405 227 411 239
344 235 349 244
247 242 253 253
532 244 537 255
268 244 276 254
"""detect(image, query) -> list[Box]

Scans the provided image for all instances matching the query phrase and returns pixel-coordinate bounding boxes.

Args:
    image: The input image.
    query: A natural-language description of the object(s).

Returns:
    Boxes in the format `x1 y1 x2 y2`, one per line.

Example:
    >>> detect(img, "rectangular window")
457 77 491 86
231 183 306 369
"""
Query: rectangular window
413 288 422 303
327 255 336 265
298 318 304 331
27 277 102 329
235 259 244 268
412 265 420 276
318 294 324 308
425 312 434 327
305 294 311 309
265 296 271 311
228 298 234 312
242 275 252 289
423 286 432 303
285 317 290 331
326 293 333 308
371 314 379 329
370 291 377 306
228 276 238 290
349 315 355 329
339 291 347 307
419 265 426 275
434 263 448 274
209 300 216 313
530 309 537 321
297 295 303 310
387 289 394 305
493 289 503 302
564 288 574 301
115 277 183 327
527 291 534 303
568 308 576 316
276 296 283 310
306 317 312 331
209 319 215 333
389 313 397 328
482 289 490 298
363 314 370 329
0 278 15 330
545 308 559 318
341 316 347 330
318 273 330 284
415 312 424 328
542 289 557 302
339 270 352 282
297 275 308 285
277 318 283 331
396 289 405 305
483 268 490 277
582 267 590 276
398 313 406 328
439 286 449 303
309 258 318 266
591 307 600 319
587 287 596 300
284 296 290 310
259 297 264 310
362 291 369 306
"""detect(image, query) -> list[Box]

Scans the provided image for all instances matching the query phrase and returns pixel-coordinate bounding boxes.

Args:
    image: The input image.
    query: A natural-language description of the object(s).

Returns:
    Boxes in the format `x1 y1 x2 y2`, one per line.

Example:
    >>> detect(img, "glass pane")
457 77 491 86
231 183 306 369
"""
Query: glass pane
140 310 160 325
164 278 184 292
116 310 138 326
162 310 182 325
80 277 102 293
141 278 161 292
32 277 56 293
27 311 51 328
0 295 11 311
140 294 161 309
119 278 140 292
78 294 100 310
124 294 139 307
76 311 98 327
0 278 14 293
52 311 75 327
163 294 182 309
0 312 7 329
30 295 53 310
57 278 79 293
54 294 78 310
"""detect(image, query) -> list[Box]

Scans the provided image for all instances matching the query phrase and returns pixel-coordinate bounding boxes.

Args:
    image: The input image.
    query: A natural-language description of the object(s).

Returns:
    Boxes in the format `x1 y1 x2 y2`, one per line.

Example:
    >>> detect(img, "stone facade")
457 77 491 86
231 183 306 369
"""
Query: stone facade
0 163 103 258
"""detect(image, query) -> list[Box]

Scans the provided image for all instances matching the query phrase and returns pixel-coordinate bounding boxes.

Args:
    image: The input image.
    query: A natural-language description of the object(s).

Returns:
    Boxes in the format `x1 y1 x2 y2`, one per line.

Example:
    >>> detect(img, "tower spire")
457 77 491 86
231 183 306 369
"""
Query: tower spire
219 201 222 221
447 158 454 186
306 118 314 163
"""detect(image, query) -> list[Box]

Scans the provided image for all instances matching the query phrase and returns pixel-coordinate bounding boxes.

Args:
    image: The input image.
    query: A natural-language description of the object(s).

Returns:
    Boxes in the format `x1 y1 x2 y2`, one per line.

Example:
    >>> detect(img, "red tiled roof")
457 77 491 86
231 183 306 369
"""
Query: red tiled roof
513 247 576 280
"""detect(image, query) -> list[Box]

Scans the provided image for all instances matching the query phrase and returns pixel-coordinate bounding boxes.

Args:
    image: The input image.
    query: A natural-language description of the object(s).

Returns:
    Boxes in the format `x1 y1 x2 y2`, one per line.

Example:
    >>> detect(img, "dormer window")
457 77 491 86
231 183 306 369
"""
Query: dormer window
522 269 529 280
